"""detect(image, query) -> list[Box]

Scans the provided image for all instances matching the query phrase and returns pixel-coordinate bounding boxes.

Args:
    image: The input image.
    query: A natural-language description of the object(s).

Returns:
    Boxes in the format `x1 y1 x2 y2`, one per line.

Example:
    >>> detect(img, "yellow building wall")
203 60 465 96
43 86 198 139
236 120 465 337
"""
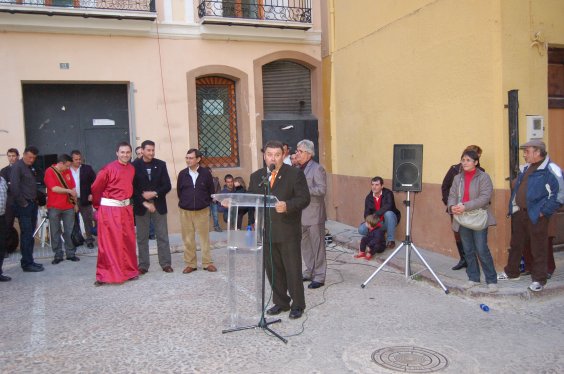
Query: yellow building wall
501 0 564 145
329 0 564 188
331 0 502 186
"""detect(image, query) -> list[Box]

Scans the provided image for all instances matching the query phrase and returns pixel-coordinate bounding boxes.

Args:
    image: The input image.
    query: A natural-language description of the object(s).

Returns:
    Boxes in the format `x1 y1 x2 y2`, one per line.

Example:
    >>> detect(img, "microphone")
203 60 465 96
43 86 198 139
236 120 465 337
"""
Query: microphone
259 164 276 188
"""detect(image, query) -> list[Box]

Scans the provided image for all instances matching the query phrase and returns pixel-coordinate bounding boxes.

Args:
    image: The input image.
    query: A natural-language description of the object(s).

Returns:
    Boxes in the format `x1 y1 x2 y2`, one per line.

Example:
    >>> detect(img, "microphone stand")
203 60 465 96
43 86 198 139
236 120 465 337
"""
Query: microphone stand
222 166 287 343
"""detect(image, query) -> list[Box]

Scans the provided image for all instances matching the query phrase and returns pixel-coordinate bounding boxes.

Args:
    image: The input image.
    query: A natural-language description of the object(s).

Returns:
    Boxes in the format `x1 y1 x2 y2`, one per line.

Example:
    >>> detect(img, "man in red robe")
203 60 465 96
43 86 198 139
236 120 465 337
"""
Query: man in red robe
91 142 138 285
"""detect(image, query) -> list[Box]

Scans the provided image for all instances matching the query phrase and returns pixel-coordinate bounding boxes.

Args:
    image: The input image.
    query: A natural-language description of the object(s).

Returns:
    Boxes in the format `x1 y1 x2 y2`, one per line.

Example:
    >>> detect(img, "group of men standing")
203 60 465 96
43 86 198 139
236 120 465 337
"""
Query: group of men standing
0 147 99 279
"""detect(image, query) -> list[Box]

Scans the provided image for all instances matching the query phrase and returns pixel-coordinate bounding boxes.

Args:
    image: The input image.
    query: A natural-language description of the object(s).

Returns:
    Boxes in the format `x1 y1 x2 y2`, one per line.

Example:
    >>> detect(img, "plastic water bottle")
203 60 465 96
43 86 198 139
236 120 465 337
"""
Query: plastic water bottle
480 303 490 312
245 225 253 247
519 257 526 273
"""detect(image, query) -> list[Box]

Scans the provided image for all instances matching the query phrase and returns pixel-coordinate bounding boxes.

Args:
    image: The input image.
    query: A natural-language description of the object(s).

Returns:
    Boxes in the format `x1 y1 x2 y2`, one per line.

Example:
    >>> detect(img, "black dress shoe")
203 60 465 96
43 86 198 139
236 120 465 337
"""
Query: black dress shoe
451 260 467 271
31 262 44 269
302 276 312 282
23 265 44 272
0 274 12 282
162 266 173 273
289 308 303 319
308 281 324 289
266 305 290 316
66 256 80 262
52 258 64 265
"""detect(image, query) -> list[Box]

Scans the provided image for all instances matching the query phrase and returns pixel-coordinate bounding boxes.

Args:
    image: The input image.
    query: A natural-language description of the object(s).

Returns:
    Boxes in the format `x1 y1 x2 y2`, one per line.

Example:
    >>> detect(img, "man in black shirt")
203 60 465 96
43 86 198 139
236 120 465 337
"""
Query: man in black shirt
132 140 173 274
10 146 44 272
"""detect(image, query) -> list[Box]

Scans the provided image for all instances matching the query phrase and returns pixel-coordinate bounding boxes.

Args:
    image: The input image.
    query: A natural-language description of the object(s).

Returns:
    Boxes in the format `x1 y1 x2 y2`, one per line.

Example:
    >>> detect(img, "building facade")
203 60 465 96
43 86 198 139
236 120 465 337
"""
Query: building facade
0 0 325 233
322 0 564 266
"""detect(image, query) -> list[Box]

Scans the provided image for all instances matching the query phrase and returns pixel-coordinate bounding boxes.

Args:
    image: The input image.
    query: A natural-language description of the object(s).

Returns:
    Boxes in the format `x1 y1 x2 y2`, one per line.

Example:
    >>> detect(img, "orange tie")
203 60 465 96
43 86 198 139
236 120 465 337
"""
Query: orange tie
270 170 277 187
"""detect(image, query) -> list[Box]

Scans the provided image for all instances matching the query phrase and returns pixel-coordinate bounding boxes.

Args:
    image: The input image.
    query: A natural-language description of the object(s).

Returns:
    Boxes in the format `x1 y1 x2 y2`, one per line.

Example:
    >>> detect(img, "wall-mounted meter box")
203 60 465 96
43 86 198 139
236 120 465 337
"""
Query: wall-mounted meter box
526 115 544 140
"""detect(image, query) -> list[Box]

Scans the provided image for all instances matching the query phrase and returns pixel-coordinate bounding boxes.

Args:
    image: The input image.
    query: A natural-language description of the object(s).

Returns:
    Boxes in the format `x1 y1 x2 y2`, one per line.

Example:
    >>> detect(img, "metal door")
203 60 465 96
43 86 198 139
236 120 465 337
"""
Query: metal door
23 83 130 172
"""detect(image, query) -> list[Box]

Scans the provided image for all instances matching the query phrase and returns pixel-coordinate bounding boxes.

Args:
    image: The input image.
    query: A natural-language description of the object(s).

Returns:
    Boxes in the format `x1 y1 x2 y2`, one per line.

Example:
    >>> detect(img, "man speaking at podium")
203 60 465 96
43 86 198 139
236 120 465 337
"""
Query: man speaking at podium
249 140 310 320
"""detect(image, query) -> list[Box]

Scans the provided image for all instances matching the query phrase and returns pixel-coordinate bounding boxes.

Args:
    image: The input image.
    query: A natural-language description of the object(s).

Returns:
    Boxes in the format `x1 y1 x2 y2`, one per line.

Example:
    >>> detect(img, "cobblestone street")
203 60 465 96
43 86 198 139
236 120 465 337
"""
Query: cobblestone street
1 235 563 373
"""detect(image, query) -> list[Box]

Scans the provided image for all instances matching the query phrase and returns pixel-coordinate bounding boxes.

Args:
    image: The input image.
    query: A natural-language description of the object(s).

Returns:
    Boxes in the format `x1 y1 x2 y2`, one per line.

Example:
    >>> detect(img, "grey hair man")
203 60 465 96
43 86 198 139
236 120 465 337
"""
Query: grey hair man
295 139 327 289
498 140 564 292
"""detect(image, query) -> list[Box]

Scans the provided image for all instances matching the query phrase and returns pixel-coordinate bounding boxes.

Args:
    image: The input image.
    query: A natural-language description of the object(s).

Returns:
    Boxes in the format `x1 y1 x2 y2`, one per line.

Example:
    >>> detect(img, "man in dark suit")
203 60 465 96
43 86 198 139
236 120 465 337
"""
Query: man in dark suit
70 150 97 248
132 140 173 273
249 140 310 319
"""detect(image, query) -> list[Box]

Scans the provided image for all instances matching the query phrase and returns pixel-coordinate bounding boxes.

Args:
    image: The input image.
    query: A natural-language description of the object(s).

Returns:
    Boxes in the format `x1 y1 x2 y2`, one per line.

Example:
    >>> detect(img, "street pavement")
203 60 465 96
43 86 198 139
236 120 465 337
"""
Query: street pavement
1 221 563 373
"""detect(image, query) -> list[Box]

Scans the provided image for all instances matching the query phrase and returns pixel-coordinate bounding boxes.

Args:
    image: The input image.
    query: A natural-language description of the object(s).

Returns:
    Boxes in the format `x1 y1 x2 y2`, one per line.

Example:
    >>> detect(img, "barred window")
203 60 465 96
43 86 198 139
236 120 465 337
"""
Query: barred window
196 76 239 168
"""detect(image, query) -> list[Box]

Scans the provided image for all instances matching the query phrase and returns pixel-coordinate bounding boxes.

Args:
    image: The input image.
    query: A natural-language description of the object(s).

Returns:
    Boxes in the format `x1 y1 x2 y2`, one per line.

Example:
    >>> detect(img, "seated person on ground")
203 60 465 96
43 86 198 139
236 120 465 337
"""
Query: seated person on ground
355 214 386 260
358 176 401 249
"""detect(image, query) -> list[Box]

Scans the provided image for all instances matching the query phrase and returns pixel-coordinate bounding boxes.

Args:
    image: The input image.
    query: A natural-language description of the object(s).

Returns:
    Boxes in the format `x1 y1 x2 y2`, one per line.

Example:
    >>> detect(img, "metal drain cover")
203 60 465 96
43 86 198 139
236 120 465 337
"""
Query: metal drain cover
372 346 448 373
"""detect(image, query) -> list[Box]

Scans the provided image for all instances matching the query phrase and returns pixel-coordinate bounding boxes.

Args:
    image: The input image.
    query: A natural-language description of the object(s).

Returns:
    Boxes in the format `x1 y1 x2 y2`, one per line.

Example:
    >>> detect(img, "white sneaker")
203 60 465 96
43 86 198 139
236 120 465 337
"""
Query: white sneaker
497 272 520 281
487 283 498 293
464 280 480 289
528 282 543 292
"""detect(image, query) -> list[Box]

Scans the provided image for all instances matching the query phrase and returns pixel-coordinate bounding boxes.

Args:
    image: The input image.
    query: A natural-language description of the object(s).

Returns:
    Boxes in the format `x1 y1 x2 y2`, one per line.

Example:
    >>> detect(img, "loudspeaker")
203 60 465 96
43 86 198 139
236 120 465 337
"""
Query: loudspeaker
392 144 423 192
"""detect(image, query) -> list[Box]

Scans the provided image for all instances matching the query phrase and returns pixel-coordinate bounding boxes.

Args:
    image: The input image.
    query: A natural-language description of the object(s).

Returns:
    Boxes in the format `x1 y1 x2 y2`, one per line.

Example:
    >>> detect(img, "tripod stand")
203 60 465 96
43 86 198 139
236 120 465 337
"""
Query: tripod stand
361 191 449 294
33 206 51 248
221 171 287 343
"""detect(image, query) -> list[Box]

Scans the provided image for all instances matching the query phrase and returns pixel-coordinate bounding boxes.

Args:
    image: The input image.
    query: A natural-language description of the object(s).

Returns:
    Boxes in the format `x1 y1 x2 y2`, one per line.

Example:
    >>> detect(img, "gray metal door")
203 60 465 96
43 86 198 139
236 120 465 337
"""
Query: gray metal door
261 60 318 159
23 83 130 172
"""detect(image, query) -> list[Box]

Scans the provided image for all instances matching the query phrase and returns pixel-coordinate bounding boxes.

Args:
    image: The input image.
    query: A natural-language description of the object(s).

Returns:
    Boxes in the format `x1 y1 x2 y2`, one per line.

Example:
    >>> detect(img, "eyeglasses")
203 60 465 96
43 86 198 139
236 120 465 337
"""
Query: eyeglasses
296 149 305 154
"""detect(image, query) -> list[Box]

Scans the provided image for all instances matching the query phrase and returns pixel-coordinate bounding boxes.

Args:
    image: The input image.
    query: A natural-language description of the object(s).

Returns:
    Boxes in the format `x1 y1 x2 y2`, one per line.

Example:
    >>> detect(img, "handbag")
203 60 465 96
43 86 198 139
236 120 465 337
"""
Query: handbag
71 213 85 247
453 178 488 230
454 208 488 230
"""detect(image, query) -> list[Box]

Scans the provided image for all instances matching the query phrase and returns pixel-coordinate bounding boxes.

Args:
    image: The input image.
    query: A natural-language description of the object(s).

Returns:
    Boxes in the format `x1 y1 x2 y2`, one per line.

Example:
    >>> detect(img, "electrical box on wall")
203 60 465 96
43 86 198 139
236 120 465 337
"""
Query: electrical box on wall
526 115 544 140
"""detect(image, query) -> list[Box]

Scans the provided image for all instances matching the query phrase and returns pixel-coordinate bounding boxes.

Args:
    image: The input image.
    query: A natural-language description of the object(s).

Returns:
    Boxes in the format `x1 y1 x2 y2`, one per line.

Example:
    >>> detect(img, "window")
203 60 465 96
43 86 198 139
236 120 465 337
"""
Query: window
196 76 239 168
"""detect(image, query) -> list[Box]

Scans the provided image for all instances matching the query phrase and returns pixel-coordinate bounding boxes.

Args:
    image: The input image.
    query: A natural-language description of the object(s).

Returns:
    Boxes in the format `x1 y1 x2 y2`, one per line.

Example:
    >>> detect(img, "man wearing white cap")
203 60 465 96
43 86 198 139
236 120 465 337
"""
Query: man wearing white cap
498 140 564 292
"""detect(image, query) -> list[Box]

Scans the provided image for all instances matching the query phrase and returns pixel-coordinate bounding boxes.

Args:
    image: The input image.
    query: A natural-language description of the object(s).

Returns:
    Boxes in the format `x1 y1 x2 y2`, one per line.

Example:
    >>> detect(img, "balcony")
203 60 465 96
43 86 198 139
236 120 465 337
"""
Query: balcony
0 0 156 20
198 0 312 30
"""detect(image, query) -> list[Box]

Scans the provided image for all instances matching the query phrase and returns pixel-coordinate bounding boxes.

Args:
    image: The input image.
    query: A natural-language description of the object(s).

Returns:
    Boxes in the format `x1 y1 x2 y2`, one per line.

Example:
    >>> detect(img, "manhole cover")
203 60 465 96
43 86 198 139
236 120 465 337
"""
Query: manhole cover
372 346 448 373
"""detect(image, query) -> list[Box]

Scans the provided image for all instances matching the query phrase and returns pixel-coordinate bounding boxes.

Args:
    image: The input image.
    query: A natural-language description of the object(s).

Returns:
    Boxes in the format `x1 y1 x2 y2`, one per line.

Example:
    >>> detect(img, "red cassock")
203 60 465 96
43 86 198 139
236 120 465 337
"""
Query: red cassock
91 160 138 284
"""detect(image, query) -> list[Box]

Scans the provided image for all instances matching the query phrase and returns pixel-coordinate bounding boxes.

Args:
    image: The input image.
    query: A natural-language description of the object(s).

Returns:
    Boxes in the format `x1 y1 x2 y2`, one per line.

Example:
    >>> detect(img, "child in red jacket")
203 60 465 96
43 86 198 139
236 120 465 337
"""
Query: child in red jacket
354 214 386 260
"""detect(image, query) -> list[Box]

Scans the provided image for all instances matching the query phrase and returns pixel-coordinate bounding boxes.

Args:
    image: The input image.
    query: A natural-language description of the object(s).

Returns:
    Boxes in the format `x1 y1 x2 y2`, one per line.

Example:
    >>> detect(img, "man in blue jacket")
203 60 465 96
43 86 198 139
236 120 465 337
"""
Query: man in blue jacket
177 149 216 274
498 140 564 292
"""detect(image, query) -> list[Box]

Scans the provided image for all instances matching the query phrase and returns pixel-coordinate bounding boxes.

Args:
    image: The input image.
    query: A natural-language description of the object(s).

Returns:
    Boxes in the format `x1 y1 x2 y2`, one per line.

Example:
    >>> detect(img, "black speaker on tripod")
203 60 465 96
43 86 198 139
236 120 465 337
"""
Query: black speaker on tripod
392 144 423 192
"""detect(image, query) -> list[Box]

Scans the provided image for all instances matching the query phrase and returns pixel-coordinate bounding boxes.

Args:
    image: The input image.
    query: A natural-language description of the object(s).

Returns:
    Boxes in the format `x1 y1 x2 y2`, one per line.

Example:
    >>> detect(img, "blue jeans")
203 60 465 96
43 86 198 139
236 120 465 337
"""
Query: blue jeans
358 211 398 242
14 201 38 267
458 226 497 284
210 203 220 228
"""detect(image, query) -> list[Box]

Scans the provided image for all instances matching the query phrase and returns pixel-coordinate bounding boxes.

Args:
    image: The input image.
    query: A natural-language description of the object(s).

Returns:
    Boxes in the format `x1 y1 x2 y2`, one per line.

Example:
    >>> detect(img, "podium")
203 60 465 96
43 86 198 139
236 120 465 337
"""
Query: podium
212 193 279 329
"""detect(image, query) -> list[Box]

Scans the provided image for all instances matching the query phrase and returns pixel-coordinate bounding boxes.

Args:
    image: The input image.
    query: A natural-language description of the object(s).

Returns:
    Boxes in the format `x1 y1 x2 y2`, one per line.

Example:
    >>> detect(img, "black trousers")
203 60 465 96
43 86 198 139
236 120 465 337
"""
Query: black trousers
505 209 549 284
0 214 6 274
264 238 305 310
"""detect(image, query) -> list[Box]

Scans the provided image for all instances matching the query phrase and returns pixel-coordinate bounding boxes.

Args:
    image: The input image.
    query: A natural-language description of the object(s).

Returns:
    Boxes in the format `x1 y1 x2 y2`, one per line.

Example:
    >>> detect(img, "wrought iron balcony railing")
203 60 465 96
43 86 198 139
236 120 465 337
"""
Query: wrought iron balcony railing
198 0 311 28
0 0 156 19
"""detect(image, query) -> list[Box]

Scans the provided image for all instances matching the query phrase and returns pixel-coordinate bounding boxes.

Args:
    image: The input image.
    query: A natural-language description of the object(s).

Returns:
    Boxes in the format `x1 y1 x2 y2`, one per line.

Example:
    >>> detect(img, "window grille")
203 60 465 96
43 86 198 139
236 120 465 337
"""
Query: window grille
196 77 240 168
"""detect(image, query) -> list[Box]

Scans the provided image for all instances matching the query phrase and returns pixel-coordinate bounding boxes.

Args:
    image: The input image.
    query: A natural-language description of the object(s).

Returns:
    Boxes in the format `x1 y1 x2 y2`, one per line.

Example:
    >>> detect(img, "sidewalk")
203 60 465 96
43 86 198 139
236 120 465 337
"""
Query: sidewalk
325 220 564 299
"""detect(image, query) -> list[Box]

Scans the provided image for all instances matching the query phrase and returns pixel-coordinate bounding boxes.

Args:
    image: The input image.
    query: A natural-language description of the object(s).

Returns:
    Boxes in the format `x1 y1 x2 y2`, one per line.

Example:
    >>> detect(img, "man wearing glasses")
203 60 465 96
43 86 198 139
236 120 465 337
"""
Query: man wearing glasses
177 149 217 274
